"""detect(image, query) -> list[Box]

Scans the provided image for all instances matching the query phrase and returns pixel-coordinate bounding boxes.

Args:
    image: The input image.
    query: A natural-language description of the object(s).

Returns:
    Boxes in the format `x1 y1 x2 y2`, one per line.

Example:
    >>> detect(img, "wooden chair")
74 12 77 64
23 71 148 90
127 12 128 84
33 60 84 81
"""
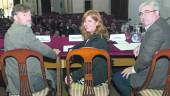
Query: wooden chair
0 49 50 96
66 47 111 96
132 49 170 96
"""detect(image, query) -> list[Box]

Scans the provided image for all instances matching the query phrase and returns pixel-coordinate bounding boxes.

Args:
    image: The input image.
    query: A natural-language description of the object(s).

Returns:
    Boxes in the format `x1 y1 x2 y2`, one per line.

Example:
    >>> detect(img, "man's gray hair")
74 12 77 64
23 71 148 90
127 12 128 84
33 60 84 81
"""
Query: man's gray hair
139 0 160 12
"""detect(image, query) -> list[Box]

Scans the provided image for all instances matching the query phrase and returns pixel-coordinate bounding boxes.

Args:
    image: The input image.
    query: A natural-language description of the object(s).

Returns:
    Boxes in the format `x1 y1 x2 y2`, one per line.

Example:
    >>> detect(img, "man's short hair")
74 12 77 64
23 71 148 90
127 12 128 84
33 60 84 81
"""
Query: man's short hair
139 0 160 12
12 4 31 16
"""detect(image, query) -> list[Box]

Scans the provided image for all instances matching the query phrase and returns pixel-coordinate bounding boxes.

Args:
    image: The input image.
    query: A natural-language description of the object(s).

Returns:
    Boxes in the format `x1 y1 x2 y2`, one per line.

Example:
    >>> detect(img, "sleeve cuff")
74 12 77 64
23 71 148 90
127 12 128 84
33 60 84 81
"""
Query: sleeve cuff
132 66 136 73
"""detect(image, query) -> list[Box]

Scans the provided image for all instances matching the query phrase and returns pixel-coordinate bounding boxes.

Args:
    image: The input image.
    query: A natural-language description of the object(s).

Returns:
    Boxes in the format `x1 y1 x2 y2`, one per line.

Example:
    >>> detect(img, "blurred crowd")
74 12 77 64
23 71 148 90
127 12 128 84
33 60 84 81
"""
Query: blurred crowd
0 12 144 37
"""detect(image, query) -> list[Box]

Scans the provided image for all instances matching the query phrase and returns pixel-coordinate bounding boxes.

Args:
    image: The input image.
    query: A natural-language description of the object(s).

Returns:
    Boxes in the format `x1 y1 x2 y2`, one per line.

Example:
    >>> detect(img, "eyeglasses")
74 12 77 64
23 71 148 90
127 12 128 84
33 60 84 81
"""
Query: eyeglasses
138 10 157 16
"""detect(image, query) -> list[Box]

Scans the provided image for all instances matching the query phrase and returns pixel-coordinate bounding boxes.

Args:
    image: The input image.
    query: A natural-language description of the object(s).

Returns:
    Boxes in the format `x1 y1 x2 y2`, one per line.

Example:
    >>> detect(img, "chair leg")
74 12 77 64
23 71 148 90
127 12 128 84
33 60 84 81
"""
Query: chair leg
131 91 135 96
62 81 69 96
131 88 141 96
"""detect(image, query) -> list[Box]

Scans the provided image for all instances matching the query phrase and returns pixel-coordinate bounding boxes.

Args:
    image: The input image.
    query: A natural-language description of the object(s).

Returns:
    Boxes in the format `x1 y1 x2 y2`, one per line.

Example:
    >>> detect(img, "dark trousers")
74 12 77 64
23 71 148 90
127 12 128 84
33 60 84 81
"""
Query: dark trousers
112 71 132 96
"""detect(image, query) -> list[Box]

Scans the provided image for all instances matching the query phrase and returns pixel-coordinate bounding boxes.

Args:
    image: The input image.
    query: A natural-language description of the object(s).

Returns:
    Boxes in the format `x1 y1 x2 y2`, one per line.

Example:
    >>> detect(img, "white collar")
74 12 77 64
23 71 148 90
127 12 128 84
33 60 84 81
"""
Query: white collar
145 24 151 31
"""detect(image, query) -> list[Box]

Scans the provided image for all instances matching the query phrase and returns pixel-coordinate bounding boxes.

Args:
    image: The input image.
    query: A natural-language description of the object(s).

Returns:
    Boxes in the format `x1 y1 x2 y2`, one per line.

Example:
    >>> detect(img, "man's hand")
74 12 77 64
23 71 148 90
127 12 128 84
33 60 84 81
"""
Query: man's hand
53 49 61 55
121 67 133 79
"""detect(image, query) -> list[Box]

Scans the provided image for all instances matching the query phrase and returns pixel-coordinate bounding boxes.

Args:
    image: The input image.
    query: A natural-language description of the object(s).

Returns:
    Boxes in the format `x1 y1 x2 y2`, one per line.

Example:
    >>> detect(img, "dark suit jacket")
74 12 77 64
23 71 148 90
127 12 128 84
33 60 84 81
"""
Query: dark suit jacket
130 18 170 89
71 34 109 86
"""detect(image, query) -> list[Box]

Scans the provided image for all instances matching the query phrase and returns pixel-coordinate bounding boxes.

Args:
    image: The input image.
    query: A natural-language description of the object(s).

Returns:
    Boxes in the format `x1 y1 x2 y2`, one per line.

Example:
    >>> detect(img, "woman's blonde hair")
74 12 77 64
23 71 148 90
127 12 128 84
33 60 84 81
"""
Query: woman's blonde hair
80 10 109 40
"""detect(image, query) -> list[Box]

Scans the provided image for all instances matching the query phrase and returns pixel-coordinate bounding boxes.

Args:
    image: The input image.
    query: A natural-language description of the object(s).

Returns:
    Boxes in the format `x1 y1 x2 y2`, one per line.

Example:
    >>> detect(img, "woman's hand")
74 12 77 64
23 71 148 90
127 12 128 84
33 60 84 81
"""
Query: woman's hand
65 75 73 85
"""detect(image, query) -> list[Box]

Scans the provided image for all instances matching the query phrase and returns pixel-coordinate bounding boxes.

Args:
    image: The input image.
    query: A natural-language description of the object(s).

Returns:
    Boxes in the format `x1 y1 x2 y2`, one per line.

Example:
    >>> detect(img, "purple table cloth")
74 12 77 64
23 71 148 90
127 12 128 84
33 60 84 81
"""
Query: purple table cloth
0 36 134 58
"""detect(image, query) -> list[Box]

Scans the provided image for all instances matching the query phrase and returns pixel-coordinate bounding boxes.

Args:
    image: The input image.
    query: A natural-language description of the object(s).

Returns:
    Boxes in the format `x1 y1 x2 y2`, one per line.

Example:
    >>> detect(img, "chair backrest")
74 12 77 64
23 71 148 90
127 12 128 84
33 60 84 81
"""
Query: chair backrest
66 47 111 96
132 48 170 96
0 49 48 96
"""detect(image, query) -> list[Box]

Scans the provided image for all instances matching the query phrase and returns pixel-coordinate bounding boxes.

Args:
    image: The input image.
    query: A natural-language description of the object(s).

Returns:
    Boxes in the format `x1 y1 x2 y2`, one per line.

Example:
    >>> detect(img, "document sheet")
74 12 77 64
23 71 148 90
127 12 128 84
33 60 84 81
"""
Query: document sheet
114 43 140 50
36 35 51 42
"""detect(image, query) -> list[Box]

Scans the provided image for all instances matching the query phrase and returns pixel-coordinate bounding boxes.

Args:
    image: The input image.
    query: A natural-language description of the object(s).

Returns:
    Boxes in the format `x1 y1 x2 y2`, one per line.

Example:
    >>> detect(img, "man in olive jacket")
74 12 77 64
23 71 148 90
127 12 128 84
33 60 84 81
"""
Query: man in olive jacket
112 1 170 96
4 4 60 95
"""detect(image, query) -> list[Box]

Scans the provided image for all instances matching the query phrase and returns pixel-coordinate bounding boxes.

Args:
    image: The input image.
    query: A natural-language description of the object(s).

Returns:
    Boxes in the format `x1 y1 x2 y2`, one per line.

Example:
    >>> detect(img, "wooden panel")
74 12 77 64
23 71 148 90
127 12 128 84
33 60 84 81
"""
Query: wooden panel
44 59 81 68
44 62 56 68
112 58 135 66
44 57 136 68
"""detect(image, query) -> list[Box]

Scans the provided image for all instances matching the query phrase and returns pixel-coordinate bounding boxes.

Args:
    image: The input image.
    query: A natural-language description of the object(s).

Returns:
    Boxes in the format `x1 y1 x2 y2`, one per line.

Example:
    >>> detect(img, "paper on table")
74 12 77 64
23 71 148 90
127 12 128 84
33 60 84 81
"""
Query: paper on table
69 35 84 41
63 45 74 52
36 35 51 42
114 43 140 50
115 40 129 44
109 34 126 43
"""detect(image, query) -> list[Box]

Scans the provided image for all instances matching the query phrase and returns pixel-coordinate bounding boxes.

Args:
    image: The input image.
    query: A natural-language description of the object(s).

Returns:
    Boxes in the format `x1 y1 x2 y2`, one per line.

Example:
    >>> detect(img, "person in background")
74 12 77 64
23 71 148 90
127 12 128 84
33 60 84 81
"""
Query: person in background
70 23 81 35
0 8 4 18
4 4 60 95
65 10 110 96
112 0 170 96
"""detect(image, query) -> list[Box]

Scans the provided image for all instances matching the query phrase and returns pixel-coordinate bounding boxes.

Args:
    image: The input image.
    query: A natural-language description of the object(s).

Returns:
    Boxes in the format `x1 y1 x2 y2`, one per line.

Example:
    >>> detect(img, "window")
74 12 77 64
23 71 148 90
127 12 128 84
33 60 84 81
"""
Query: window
85 0 92 12
0 0 13 17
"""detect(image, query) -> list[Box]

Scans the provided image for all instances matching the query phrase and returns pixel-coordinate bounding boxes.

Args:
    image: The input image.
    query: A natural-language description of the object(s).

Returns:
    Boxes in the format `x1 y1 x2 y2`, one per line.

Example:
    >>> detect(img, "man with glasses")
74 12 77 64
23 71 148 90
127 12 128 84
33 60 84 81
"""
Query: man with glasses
112 0 170 96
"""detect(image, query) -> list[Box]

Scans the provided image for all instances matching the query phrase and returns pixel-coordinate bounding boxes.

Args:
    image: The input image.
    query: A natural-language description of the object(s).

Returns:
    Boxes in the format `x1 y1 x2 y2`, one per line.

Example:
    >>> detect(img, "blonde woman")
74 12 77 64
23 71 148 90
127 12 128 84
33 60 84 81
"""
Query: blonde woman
65 10 110 96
